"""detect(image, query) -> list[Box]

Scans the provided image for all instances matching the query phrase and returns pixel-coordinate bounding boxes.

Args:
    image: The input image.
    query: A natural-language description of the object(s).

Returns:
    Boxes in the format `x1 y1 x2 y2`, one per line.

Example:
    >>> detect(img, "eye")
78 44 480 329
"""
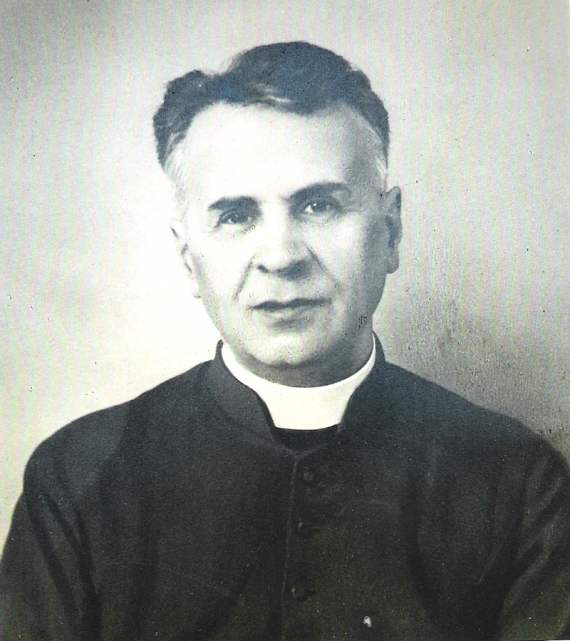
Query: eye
218 208 255 227
302 198 342 218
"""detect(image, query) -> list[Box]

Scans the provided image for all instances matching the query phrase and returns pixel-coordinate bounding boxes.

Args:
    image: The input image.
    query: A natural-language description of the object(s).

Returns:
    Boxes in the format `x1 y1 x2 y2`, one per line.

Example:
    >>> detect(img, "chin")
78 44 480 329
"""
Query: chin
249 333 337 369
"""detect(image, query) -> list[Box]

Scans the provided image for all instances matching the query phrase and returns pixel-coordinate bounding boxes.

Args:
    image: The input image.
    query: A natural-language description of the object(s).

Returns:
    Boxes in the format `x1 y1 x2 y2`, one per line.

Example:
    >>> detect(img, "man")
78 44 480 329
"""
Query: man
1 41 570 641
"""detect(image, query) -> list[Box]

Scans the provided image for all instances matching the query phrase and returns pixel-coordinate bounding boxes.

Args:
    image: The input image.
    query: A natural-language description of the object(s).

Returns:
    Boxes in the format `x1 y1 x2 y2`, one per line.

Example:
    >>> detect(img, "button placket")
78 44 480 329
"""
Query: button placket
282 452 331 640
289 462 318 602
296 458 327 539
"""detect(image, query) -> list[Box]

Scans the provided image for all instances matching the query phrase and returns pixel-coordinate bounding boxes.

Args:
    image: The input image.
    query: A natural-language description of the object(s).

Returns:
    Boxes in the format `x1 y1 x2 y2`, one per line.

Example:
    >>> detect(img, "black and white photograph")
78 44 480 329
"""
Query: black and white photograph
1 1 569 639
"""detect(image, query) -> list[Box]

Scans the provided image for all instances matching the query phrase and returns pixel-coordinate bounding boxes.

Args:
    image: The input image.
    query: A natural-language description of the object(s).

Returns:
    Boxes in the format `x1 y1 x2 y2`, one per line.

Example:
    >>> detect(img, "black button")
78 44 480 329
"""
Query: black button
291 583 309 601
296 519 319 538
301 467 315 485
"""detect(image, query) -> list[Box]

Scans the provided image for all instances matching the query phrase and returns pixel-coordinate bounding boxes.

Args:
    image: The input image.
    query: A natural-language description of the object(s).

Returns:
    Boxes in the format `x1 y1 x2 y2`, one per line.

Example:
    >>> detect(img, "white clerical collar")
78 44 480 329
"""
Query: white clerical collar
221 340 376 430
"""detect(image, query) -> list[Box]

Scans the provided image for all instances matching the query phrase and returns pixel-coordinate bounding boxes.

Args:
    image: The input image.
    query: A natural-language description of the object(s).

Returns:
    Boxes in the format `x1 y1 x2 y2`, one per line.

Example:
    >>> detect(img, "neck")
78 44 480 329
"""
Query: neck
231 337 375 388
222 340 377 429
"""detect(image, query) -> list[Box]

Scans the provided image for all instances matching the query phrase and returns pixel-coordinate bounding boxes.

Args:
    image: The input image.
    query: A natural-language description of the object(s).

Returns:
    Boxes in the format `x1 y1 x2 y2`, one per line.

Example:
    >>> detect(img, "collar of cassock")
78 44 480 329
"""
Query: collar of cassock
206 335 391 439
221 340 376 430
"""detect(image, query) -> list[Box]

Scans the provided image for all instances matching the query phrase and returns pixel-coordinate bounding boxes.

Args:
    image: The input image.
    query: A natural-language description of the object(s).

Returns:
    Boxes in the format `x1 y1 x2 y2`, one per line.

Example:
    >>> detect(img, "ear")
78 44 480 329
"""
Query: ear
170 218 202 299
382 186 402 274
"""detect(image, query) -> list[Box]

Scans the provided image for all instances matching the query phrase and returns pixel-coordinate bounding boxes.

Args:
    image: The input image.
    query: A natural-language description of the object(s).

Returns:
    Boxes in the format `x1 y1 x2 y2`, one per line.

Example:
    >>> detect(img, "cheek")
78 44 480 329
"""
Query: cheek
361 220 392 273
333 223 383 277
340 226 388 304
192 251 244 308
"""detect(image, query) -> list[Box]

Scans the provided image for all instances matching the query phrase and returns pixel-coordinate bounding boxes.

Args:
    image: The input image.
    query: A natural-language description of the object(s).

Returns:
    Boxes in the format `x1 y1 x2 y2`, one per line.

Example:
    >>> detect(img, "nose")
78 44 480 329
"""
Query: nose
254 210 309 275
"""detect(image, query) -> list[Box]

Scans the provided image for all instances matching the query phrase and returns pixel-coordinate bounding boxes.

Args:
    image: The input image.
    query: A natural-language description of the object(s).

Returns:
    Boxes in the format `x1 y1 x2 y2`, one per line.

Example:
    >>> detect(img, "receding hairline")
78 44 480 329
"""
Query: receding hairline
153 41 391 186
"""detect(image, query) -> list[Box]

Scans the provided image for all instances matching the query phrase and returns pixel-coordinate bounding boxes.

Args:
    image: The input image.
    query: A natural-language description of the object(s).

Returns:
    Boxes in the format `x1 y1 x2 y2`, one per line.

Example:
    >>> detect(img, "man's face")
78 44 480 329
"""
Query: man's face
170 103 401 386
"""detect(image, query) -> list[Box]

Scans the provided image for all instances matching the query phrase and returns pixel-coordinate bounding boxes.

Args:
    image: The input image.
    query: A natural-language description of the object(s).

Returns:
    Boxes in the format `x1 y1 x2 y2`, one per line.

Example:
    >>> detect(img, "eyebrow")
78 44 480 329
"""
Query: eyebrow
208 196 258 212
286 182 352 207
207 182 351 212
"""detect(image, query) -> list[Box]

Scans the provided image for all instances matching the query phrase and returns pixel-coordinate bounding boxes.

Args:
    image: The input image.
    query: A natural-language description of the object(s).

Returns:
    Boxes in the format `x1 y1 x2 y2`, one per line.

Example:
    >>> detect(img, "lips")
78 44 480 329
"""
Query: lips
254 298 324 311
252 298 326 323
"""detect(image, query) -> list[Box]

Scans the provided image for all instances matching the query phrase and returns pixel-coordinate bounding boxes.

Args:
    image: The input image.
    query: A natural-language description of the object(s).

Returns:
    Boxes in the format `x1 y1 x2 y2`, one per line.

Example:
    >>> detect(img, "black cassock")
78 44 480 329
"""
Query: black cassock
2 341 570 640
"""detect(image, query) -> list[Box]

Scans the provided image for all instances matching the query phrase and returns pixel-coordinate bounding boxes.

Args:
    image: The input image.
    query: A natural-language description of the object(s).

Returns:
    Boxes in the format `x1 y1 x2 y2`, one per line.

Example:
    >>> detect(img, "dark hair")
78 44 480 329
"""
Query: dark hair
153 41 389 170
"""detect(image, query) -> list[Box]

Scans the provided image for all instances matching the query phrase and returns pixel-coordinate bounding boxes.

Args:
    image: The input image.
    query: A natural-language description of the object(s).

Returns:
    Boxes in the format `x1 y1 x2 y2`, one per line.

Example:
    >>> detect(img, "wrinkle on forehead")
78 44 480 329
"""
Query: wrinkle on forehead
167 102 386 220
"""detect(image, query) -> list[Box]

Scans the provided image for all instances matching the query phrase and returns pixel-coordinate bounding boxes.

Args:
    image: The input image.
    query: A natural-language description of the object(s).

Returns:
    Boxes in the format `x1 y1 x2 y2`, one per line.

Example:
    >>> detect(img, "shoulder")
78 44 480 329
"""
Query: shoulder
364 363 570 508
24 361 211 500
365 361 568 472
381 361 534 438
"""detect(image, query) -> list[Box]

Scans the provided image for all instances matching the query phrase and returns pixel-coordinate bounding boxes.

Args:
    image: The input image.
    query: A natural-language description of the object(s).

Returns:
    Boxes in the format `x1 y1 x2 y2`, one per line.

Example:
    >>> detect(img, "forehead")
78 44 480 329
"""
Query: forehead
171 102 380 203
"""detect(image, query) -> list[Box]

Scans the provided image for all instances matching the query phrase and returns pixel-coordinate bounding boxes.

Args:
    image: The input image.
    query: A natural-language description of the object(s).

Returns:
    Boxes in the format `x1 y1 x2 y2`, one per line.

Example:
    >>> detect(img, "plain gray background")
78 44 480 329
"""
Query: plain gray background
1 0 569 547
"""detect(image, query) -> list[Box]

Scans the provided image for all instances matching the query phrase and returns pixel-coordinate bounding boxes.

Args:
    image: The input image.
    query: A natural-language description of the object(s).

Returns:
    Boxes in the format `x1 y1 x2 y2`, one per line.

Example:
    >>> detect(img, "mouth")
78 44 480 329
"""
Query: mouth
252 298 326 323
254 298 324 312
